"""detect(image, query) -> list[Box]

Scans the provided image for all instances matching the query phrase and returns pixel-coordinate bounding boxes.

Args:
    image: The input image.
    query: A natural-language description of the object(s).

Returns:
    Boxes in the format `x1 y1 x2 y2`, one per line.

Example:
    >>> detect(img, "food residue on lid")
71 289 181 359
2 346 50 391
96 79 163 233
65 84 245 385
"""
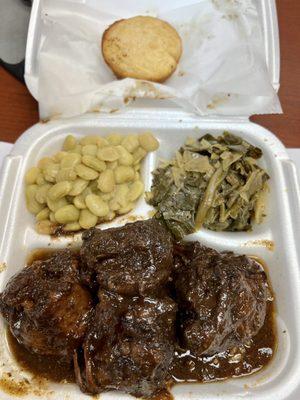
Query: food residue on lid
243 240 275 252
0 262 7 273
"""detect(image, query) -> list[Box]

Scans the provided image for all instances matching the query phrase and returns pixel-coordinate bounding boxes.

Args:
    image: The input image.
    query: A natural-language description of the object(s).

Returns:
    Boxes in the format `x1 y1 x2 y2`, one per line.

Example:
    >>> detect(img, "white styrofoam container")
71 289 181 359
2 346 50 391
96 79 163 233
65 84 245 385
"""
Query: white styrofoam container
0 110 299 400
2 0 300 399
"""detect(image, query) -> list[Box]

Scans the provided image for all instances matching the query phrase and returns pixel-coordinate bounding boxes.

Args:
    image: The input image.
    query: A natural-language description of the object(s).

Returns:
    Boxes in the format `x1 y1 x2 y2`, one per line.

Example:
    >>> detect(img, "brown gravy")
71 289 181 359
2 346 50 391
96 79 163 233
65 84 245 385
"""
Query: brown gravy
170 302 275 383
6 329 75 383
6 306 276 392
26 248 79 265
7 250 276 396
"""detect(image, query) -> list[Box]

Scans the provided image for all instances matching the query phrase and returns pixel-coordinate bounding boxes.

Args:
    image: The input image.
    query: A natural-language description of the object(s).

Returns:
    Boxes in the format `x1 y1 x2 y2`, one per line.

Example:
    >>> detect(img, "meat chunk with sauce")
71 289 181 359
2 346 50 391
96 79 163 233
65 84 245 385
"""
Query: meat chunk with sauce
174 242 270 356
0 250 93 360
80 219 173 296
75 290 177 398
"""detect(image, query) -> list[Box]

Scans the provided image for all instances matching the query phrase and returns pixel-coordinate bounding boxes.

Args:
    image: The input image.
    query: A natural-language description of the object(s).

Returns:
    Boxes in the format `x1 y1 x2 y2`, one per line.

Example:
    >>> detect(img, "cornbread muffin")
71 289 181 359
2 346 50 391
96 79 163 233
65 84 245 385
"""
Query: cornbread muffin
102 16 182 83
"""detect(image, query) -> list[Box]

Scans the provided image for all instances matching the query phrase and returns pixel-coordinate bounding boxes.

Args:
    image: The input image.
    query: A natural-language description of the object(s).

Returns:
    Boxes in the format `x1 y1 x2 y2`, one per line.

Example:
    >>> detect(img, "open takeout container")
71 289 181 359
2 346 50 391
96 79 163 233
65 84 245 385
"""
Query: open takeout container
0 0 300 399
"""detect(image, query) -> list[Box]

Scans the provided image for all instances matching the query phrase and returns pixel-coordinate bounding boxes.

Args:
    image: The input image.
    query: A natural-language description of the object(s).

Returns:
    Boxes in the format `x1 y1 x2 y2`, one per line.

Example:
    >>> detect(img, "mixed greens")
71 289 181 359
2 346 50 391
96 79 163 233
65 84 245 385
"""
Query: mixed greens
146 132 269 239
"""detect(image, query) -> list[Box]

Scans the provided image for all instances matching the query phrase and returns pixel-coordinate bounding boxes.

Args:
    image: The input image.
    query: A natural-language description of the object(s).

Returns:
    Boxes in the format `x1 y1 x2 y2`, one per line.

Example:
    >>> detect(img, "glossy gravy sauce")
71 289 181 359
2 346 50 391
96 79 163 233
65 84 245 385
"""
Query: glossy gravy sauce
170 302 275 383
6 250 276 395
6 329 75 383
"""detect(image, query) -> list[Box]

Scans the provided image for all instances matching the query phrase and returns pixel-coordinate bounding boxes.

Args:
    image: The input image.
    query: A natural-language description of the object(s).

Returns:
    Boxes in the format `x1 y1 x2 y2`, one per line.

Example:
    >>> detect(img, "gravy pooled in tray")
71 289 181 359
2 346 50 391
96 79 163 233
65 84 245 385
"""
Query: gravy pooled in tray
0 220 275 399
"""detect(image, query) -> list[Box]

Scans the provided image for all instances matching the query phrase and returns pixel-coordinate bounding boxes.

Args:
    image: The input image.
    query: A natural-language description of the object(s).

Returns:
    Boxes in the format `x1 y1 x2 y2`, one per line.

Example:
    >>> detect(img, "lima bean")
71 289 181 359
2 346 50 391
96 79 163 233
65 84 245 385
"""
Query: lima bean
113 184 129 208
82 144 98 156
82 155 106 172
69 179 89 196
63 222 81 232
109 199 120 211
133 147 147 164
73 195 86 209
96 137 109 148
48 181 72 200
107 133 122 146
75 164 99 180
25 167 40 185
26 185 44 214
43 163 60 183
36 207 50 221
35 183 52 204
138 132 159 151
80 135 104 146
56 168 77 182
85 194 109 217
36 173 46 186
47 196 68 212
121 135 139 153
62 135 77 151
55 205 80 224
53 151 68 162
68 144 82 154
79 209 98 229
38 157 53 169
97 170 115 193
114 166 135 184
97 146 119 162
127 181 144 201
26 132 155 233
101 192 113 202
116 146 134 166
60 153 81 169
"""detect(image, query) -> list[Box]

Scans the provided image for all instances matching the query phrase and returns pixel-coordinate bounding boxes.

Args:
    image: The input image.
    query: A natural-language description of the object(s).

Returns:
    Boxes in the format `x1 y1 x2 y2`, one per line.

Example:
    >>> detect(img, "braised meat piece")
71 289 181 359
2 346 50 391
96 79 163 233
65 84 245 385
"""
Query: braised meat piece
174 242 270 356
0 250 93 360
75 290 177 398
80 219 173 296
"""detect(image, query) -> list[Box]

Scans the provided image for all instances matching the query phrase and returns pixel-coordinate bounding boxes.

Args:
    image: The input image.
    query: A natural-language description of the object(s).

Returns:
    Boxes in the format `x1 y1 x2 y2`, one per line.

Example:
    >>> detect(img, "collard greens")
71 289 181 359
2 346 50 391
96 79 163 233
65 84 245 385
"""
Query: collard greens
146 132 269 239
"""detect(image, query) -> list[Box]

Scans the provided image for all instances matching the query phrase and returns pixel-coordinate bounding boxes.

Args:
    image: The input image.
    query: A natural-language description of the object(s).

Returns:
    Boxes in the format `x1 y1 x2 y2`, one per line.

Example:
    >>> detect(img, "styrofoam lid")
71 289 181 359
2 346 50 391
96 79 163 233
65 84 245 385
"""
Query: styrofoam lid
24 0 282 120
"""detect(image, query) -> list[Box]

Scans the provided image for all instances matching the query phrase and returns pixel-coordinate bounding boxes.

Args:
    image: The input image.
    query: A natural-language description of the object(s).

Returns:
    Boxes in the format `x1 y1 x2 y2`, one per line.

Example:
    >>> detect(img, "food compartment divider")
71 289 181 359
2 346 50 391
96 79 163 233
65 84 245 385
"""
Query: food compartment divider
0 111 299 399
